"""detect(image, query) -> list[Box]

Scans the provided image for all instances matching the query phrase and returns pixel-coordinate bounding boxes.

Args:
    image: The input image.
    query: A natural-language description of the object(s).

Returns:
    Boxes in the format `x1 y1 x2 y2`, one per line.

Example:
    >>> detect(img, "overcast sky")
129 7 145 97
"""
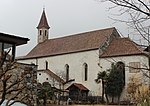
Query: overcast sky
0 0 134 56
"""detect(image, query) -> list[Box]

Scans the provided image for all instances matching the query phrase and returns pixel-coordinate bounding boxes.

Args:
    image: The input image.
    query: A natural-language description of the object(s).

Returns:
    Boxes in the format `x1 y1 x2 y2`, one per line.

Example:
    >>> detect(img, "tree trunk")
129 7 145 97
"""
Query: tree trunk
117 95 120 104
105 93 109 104
43 96 47 106
102 80 105 102
0 80 7 105
112 96 114 103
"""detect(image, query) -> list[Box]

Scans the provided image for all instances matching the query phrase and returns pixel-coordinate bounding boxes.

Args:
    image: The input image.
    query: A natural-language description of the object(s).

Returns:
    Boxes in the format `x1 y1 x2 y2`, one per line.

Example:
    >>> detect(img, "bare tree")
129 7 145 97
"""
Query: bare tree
96 0 150 76
0 51 37 106
98 0 150 44
95 1 150 104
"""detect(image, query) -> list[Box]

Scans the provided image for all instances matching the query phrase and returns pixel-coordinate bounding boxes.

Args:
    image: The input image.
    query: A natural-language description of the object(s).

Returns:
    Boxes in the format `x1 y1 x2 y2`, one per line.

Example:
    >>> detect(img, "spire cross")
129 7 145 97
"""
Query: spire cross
43 5 45 11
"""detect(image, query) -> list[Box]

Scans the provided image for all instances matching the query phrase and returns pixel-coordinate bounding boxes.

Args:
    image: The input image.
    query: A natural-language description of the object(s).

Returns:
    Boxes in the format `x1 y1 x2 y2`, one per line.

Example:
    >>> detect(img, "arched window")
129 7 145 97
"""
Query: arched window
39 30 42 35
46 61 48 70
65 64 69 82
116 61 125 85
45 30 47 36
83 63 88 81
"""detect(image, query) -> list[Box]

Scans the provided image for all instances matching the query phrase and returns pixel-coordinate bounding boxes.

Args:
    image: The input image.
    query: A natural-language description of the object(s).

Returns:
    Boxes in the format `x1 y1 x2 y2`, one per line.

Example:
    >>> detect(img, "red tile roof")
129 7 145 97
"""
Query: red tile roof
19 27 118 59
100 38 145 58
37 9 50 29
66 83 89 91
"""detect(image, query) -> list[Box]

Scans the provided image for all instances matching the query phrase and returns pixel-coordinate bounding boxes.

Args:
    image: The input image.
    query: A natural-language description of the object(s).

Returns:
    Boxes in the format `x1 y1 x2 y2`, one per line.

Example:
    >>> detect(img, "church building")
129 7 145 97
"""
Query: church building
17 9 150 100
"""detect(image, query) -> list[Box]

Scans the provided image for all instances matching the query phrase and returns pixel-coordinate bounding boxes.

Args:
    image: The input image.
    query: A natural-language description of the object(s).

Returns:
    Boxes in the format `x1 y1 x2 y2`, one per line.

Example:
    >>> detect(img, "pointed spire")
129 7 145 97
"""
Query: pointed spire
37 8 50 29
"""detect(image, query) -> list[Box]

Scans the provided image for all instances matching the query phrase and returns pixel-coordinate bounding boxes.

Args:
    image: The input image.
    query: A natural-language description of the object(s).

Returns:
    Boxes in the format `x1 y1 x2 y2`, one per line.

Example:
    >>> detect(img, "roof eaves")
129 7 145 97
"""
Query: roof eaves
17 48 99 60
49 27 115 40
100 53 148 58
0 32 29 46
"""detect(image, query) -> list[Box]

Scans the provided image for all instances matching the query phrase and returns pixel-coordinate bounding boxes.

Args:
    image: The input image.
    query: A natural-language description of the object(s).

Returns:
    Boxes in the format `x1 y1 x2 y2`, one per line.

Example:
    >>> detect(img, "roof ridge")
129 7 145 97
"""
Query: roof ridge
48 27 115 40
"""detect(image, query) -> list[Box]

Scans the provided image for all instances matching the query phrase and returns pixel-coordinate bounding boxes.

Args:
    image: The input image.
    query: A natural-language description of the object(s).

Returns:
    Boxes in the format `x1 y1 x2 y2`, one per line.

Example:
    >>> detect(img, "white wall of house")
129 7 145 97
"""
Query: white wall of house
18 52 149 97
100 55 149 100
100 55 149 84
37 72 50 83
18 49 102 96
37 71 62 89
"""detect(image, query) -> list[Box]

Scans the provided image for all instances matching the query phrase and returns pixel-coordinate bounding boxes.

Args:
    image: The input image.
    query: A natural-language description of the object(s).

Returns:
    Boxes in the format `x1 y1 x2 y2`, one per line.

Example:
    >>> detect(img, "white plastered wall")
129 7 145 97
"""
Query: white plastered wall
17 50 102 96
17 53 149 97
99 55 149 100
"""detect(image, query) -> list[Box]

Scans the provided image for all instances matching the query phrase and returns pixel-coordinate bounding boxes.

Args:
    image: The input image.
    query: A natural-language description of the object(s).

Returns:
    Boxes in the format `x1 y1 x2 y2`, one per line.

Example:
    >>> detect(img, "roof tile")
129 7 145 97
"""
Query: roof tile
37 9 50 29
101 38 144 57
66 83 89 91
25 27 116 58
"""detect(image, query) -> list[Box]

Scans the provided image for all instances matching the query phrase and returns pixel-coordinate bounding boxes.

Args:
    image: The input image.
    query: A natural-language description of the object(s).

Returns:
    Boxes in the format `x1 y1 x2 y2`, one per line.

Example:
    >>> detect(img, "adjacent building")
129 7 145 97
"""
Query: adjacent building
0 32 29 60
0 32 38 105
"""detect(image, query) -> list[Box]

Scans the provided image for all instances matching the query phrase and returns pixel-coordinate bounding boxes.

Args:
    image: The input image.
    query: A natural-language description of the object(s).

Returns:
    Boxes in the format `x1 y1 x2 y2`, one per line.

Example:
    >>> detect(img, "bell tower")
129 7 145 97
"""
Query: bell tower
37 8 50 44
